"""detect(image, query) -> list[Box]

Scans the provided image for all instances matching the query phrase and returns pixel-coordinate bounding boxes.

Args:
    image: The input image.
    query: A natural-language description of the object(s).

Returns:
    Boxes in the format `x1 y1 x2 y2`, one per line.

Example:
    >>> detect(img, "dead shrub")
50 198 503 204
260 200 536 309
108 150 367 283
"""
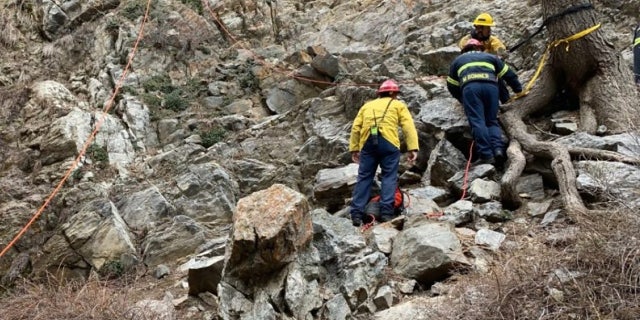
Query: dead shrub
0 273 141 320
433 206 640 319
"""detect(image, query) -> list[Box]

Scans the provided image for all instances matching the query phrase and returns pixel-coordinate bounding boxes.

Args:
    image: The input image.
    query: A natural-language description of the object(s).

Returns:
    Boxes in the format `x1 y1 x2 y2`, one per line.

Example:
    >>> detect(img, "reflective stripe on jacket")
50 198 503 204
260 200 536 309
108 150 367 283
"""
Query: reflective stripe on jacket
349 97 419 152
446 51 522 102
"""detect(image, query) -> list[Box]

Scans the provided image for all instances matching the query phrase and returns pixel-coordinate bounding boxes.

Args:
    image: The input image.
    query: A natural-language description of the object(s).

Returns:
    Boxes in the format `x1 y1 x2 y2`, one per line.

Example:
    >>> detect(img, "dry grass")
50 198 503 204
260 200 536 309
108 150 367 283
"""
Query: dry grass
0 16 21 48
435 206 640 319
0 273 144 320
0 1 38 48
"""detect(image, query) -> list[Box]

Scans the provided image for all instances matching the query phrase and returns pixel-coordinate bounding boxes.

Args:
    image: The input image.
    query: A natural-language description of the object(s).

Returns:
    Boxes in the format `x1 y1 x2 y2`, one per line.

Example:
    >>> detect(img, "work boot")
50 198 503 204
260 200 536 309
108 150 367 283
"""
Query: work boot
494 149 506 166
472 157 495 166
352 217 363 227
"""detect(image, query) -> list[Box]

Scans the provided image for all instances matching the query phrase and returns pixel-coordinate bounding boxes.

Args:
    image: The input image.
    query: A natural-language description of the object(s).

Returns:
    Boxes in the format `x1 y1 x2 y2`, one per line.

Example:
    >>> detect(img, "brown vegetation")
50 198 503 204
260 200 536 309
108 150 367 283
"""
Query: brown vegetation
0 274 140 320
434 205 640 319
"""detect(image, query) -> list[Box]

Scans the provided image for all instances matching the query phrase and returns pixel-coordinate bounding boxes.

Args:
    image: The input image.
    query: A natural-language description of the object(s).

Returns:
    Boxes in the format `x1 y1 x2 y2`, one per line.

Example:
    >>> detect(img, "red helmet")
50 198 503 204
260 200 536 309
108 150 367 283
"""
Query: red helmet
377 79 400 94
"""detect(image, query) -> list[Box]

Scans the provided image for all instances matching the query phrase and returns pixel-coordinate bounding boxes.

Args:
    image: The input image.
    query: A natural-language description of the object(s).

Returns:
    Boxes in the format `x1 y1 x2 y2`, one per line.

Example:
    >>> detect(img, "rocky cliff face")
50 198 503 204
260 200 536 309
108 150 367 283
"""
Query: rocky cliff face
0 0 639 319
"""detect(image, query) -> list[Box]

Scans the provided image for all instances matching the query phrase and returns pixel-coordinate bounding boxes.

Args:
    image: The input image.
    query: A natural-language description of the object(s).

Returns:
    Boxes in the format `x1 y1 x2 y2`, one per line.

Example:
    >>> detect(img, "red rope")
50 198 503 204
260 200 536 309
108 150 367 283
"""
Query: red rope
425 210 444 219
459 141 475 200
361 214 377 232
424 141 474 220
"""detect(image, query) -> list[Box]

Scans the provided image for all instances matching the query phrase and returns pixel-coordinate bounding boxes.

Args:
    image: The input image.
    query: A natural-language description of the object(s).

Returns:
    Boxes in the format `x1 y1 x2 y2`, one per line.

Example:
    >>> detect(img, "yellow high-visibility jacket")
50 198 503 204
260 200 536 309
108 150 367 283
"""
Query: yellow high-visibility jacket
458 34 506 55
349 97 419 152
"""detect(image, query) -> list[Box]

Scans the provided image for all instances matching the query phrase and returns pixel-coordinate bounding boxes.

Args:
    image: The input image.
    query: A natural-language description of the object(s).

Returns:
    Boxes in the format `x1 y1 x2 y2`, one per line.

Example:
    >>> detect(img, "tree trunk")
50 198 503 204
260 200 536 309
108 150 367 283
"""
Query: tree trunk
543 0 639 133
499 0 638 213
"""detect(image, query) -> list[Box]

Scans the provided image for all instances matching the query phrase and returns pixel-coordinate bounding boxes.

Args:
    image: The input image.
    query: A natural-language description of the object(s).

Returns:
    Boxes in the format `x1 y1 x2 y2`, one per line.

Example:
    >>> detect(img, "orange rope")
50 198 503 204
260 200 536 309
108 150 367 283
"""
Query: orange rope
0 0 152 259
425 210 444 219
459 141 475 200
424 141 474 220
360 214 377 232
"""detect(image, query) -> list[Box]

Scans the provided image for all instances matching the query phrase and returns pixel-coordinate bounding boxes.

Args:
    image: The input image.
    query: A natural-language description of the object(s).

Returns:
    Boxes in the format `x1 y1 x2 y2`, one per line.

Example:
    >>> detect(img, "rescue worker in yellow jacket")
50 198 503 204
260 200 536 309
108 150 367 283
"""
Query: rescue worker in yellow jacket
458 13 511 103
458 13 507 57
348 79 419 226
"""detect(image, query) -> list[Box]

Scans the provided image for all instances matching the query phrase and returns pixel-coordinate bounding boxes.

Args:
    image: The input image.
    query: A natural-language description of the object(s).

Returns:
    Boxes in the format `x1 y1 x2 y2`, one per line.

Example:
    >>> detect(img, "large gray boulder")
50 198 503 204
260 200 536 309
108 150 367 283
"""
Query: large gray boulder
223 184 313 280
391 221 469 283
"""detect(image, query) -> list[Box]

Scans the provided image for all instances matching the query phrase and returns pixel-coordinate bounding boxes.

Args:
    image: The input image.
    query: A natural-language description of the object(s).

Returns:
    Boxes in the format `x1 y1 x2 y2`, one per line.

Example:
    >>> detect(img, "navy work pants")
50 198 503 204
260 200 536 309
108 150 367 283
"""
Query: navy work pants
462 81 503 160
350 135 400 221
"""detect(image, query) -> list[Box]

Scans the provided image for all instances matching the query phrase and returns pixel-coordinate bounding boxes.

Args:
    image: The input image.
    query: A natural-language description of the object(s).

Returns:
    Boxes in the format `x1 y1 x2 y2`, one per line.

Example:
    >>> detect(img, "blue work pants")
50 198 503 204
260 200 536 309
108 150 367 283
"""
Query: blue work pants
350 135 400 220
462 81 503 159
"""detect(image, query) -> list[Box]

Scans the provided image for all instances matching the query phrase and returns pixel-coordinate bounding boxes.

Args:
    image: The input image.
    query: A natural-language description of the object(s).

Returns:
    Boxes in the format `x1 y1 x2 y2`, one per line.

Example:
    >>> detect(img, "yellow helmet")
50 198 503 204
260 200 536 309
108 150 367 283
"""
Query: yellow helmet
473 13 495 27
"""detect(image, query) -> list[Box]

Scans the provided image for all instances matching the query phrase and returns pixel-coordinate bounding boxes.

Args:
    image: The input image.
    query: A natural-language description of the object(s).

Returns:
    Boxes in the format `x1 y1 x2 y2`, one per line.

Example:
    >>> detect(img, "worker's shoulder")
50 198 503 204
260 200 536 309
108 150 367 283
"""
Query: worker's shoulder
390 98 408 108
488 35 507 49
361 97 384 107
458 34 471 48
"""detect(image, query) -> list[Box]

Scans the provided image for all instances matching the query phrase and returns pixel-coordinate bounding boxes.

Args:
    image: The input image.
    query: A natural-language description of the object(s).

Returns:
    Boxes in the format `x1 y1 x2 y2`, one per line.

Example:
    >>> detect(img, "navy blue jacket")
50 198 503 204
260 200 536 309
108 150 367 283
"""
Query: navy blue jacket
447 51 522 102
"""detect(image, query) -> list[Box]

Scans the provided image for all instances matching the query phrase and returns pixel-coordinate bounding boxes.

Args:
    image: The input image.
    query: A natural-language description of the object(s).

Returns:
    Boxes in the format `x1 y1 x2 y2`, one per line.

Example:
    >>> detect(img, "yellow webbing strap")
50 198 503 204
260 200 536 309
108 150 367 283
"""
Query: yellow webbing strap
508 23 602 103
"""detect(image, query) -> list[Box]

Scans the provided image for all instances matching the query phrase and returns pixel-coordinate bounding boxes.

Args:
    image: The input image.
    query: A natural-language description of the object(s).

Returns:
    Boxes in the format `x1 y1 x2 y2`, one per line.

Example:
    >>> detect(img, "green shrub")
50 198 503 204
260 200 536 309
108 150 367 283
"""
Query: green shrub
197 45 211 55
71 169 83 180
201 126 226 148
98 260 124 279
105 18 119 34
139 76 206 116
87 144 108 163
183 78 206 97
164 90 188 111
141 92 162 108
121 85 138 95
142 75 175 94
238 71 259 90
121 2 145 21
181 0 203 14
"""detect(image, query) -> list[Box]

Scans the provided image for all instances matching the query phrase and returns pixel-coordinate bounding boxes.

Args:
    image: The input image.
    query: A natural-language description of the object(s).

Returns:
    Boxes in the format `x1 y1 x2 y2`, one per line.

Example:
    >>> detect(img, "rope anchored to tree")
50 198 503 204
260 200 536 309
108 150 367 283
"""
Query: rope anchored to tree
508 23 601 103
509 3 594 53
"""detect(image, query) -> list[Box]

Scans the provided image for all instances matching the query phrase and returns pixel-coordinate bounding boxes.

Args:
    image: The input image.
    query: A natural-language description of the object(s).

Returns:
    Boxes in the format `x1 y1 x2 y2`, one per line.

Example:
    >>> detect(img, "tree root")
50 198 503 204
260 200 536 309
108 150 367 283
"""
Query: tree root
500 67 589 215
502 108 587 215
500 66 639 214
568 147 640 165
500 141 525 209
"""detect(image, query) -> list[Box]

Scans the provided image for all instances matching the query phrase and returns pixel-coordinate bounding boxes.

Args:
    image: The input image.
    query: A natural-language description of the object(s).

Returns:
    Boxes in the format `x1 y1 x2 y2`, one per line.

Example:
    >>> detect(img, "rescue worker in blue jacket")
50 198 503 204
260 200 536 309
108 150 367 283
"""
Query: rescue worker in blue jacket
458 13 512 104
447 38 523 166
348 79 419 226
